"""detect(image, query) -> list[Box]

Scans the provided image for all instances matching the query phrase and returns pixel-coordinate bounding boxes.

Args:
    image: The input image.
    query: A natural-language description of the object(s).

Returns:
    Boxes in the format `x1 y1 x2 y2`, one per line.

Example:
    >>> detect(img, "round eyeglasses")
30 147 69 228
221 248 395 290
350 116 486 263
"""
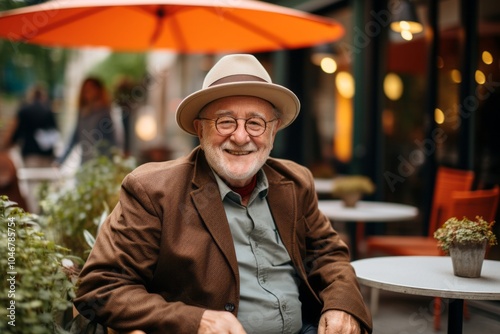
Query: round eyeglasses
197 116 278 137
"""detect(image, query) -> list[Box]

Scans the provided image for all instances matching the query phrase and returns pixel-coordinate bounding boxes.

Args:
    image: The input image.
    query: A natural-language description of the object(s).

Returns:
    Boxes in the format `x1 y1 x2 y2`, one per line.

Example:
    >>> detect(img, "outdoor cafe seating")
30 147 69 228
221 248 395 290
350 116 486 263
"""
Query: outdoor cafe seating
365 166 499 330
365 166 475 257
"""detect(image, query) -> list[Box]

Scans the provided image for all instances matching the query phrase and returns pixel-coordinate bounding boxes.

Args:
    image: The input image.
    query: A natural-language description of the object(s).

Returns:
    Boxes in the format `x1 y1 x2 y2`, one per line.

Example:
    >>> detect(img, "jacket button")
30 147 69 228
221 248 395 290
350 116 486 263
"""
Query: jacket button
224 303 235 312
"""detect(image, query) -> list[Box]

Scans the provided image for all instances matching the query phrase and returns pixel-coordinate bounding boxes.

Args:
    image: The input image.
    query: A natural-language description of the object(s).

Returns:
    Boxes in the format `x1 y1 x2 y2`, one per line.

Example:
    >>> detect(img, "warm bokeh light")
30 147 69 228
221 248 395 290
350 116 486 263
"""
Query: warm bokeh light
334 93 353 163
335 71 355 99
390 21 423 33
135 113 157 141
384 73 404 101
401 30 413 41
320 57 337 74
482 51 493 65
434 108 445 124
475 70 486 84
451 69 461 83
391 19 422 41
400 21 410 31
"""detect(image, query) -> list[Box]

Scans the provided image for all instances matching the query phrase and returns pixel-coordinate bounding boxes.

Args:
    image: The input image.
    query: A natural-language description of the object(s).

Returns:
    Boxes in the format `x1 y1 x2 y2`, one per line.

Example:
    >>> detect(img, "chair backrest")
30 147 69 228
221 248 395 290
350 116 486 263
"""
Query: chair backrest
446 186 500 223
427 167 475 236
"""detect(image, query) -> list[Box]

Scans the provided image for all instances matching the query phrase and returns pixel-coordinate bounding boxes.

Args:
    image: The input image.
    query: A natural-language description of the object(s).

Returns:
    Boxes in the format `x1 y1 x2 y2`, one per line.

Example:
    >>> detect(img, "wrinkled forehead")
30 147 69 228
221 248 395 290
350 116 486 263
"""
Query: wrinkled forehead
200 96 277 118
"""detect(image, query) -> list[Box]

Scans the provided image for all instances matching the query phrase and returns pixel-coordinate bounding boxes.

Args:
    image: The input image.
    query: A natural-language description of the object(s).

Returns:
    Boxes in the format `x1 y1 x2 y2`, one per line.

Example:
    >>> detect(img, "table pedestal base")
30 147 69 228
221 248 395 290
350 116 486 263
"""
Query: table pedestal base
448 299 464 334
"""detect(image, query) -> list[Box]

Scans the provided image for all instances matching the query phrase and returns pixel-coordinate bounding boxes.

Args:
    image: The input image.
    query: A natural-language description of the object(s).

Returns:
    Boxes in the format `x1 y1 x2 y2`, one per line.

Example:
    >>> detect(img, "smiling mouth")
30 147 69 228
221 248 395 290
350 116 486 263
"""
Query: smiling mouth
226 150 251 156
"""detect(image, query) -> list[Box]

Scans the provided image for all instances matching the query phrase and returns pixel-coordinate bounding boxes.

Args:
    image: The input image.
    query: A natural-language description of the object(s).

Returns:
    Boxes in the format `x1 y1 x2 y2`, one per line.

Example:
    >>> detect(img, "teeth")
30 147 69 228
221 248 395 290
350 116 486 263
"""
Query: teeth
227 150 249 155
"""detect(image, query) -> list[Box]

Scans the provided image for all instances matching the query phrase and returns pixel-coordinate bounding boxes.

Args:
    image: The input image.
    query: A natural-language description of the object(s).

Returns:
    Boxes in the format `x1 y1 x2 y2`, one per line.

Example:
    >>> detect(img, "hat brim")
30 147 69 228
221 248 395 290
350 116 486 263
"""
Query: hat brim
176 81 300 135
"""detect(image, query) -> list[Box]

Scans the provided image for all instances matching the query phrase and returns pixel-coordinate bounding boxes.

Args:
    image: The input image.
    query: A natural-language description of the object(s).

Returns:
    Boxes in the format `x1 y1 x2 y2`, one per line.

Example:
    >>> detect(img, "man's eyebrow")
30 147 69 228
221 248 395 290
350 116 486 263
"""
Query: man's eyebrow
246 111 267 118
213 110 267 118
214 109 233 116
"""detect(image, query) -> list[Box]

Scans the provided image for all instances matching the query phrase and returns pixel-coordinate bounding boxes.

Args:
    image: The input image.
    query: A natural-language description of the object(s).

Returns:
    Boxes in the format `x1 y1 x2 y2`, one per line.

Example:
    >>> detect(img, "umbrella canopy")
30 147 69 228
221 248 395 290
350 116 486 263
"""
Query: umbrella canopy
0 0 344 53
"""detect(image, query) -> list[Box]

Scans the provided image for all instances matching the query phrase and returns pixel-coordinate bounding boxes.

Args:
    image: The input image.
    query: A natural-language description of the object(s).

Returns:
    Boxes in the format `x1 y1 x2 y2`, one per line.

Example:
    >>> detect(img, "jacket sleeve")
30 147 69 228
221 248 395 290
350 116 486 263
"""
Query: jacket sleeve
73 173 205 334
300 168 373 333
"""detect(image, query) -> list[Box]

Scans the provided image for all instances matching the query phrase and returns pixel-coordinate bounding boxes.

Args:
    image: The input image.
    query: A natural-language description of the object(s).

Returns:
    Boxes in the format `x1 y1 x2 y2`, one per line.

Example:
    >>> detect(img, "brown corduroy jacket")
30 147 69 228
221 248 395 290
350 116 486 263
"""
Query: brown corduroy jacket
74 147 372 333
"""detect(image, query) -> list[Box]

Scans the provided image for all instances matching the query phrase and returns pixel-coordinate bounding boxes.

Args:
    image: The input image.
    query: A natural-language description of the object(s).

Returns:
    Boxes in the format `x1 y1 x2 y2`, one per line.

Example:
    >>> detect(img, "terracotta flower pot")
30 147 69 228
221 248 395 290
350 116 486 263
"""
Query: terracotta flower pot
341 192 362 208
449 241 487 278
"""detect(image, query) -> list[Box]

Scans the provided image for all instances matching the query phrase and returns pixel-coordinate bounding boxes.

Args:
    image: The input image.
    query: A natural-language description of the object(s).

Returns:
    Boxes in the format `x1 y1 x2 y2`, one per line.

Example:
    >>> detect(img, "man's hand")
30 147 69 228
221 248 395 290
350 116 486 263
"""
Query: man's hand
318 310 361 334
197 310 247 334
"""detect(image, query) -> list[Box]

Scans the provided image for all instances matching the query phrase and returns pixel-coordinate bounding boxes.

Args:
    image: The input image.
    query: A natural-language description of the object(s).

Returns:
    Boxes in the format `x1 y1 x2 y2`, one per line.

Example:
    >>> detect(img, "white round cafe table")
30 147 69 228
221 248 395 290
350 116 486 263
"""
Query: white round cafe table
318 200 418 258
314 178 336 195
318 200 418 222
351 256 500 334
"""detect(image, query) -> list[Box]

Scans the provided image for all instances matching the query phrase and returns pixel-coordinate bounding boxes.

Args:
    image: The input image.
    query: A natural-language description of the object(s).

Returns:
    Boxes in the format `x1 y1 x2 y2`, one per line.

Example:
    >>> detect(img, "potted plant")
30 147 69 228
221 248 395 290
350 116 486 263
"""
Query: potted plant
433 216 497 278
331 175 375 207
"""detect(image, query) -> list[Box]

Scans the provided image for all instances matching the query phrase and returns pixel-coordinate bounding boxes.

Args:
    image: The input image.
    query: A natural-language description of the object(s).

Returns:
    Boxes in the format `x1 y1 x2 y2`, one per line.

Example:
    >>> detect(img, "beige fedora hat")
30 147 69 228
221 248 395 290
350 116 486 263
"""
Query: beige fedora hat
176 54 300 135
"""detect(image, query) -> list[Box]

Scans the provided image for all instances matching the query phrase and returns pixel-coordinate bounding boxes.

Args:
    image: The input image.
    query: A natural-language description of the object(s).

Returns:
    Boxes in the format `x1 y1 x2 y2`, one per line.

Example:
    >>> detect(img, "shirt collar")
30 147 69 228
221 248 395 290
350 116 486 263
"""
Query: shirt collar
213 169 269 203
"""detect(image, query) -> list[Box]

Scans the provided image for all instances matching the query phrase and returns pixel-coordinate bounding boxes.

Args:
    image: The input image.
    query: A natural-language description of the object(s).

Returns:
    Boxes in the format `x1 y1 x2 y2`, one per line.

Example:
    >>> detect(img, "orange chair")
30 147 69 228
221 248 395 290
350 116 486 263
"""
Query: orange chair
398 186 500 255
365 167 475 256
448 186 499 224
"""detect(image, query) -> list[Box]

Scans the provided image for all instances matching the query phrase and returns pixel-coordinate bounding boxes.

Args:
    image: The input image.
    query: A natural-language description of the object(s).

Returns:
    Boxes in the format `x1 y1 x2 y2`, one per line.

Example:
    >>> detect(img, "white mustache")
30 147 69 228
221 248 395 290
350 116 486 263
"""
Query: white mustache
220 143 257 152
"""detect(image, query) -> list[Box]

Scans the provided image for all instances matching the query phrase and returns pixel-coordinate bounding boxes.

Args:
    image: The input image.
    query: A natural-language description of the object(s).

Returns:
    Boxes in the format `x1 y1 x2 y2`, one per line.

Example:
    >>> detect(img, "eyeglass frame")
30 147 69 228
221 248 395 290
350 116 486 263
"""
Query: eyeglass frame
196 115 279 137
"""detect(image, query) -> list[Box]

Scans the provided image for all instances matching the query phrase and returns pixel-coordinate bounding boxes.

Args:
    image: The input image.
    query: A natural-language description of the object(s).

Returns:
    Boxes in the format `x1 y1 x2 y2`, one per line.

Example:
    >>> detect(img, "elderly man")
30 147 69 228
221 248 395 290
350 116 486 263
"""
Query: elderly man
74 54 372 334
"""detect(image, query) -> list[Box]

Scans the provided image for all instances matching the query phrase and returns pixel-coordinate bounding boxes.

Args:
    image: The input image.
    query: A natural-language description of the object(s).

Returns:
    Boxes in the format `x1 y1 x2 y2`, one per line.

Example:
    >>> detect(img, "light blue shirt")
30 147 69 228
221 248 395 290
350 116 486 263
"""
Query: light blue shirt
213 170 302 334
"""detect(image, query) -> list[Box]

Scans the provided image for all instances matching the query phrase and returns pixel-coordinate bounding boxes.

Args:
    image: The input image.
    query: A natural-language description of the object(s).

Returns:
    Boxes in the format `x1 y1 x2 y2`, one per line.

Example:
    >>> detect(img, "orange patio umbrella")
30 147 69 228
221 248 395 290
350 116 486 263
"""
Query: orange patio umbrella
0 0 344 53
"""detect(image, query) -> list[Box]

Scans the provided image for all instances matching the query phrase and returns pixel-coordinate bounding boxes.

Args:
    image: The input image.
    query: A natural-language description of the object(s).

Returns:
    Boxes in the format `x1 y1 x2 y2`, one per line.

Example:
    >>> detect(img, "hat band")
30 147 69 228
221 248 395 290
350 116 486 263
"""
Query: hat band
209 74 268 87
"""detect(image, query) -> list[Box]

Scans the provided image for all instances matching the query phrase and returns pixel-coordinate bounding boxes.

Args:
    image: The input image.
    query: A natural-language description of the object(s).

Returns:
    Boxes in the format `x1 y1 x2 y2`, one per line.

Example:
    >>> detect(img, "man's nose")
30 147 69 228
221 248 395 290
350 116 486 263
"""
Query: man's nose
230 120 251 143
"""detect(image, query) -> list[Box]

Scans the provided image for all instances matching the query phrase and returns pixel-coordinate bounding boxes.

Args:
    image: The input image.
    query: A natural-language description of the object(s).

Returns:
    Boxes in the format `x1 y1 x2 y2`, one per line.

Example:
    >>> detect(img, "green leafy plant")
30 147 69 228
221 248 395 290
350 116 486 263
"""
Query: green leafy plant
83 205 109 250
331 175 375 197
433 216 498 254
0 196 80 334
38 154 136 259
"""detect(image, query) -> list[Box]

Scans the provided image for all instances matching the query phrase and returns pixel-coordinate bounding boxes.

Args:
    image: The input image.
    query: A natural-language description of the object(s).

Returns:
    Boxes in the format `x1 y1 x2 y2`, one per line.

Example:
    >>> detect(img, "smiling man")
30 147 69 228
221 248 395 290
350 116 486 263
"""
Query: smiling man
74 54 372 334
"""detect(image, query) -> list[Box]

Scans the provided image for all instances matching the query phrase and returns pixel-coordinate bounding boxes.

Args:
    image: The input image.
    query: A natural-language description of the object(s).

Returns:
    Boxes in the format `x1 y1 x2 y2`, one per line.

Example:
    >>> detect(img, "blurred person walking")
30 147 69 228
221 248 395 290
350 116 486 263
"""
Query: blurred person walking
3 84 59 168
58 77 118 166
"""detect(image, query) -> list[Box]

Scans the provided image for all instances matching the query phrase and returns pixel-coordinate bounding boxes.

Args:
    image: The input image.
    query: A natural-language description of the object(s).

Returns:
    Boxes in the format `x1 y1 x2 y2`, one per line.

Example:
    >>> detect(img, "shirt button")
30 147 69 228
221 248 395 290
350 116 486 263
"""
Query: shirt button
224 303 235 312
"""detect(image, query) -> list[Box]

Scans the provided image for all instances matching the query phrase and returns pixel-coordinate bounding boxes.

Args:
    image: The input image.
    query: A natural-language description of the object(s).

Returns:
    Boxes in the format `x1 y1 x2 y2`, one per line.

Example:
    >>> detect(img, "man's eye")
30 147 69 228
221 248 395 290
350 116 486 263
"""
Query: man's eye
217 119 235 127
247 119 265 127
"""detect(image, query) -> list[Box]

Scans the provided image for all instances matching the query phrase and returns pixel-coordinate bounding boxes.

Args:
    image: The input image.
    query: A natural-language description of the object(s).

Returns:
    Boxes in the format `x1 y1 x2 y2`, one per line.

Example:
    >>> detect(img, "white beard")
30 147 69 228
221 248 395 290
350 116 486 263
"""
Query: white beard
200 140 271 186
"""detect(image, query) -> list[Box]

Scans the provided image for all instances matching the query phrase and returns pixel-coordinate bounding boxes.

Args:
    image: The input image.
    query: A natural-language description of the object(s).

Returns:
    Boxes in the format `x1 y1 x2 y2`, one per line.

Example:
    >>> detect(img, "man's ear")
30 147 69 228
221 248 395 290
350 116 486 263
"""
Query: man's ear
193 119 203 138
272 119 282 136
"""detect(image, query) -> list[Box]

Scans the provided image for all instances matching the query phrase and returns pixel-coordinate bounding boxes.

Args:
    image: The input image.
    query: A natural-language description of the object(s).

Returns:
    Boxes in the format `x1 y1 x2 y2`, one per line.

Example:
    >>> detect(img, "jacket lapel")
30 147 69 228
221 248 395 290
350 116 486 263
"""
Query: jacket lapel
190 149 239 280
265 164 316 299
266 173 296 249
264 165 305 275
